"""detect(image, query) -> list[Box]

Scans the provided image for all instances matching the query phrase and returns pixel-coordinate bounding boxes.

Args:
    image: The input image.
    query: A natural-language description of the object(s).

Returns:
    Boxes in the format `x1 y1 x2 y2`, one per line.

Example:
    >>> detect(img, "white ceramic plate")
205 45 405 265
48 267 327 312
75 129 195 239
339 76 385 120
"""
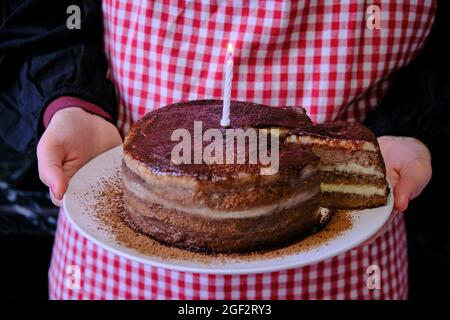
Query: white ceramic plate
64 145 393 275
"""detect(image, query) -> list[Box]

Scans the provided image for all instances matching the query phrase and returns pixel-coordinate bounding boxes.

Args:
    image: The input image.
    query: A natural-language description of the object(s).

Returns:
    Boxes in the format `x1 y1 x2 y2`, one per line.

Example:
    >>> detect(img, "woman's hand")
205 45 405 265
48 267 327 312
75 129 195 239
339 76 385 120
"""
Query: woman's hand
37 107 122 206
360 135 432 247
378 135 432 212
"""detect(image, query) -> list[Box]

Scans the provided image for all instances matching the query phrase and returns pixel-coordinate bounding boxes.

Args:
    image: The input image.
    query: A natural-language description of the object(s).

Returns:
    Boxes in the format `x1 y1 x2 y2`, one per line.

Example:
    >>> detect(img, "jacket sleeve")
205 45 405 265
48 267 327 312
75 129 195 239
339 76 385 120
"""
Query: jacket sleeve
364 0 450 151
0 0 117 153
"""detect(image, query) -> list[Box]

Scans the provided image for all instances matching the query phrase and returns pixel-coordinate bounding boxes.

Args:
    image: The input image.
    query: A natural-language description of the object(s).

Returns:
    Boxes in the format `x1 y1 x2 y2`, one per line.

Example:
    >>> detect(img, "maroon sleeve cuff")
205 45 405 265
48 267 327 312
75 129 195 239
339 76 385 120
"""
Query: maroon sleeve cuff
43 96 113 127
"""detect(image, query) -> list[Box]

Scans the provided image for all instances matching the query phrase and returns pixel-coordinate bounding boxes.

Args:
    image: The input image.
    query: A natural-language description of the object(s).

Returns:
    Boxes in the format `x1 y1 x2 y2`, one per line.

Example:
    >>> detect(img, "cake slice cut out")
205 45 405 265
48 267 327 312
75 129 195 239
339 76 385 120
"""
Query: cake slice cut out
286 121 388 209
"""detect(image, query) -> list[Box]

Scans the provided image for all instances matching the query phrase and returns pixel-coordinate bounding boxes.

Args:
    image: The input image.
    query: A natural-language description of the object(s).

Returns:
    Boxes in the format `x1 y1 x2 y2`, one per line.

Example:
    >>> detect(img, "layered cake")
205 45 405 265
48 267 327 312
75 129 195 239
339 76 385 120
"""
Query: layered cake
286 122 388 209
122 100 325 253
122 99 388 253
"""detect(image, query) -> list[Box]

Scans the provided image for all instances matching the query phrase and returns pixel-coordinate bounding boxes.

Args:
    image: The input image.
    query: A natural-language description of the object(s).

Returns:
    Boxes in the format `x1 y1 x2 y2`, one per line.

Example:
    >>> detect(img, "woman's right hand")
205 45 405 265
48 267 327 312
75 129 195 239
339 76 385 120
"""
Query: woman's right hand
37 107 122 206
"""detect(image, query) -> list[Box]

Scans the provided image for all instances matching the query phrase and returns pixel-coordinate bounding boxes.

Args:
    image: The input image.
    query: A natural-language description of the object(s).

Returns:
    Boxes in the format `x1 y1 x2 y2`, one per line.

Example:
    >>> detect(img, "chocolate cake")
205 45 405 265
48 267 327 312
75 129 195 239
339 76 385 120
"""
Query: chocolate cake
122 99 388 253
286 122 388 209
122 100 328 253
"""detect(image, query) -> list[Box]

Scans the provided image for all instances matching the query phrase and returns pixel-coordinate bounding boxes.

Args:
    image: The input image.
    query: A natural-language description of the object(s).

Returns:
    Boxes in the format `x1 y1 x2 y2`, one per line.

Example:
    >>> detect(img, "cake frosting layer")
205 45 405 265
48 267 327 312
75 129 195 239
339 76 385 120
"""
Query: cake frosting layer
286 134 377 151
289 121 378 143
320 183 387 196
320 163 384 177
124 100 314 180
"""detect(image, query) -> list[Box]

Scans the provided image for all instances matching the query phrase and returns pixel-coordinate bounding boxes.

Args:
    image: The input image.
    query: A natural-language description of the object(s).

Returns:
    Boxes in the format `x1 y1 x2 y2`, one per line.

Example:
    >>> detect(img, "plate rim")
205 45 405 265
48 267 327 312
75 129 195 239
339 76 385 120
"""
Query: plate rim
63 145 393 275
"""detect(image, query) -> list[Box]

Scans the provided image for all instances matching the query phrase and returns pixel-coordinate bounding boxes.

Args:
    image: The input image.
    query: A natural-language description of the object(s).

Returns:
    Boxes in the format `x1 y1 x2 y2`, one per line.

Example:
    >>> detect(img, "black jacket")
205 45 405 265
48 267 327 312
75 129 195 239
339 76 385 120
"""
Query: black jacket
0 0 117 153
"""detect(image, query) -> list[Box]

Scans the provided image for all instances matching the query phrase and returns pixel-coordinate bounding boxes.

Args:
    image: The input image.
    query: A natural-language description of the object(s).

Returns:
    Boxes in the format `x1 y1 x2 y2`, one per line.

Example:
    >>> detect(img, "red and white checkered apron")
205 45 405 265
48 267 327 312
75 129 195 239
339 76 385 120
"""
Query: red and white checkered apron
49 0 435 299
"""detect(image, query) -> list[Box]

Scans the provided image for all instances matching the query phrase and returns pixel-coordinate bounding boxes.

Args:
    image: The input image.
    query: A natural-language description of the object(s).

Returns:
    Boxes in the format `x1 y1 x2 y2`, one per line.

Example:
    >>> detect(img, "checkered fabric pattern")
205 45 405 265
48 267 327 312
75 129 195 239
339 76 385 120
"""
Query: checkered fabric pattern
49 210 408 300
101 0 435 133
48 0 435 299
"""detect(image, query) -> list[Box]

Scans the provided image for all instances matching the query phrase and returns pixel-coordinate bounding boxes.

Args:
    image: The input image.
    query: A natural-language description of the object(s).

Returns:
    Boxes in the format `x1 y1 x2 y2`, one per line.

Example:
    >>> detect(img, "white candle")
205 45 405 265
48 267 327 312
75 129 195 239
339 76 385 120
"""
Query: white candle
221 43 233 127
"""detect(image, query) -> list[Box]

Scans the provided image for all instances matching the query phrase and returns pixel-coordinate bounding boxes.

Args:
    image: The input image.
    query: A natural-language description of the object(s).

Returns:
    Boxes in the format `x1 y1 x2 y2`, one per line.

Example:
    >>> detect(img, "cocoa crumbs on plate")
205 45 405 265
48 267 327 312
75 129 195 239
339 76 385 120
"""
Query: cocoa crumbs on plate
83 170 353 265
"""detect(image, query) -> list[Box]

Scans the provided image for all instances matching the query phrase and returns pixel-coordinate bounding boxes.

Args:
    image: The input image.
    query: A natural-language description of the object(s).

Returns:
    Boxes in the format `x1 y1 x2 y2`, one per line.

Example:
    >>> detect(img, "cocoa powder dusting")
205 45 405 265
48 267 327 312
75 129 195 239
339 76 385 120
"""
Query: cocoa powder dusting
84 170 353 265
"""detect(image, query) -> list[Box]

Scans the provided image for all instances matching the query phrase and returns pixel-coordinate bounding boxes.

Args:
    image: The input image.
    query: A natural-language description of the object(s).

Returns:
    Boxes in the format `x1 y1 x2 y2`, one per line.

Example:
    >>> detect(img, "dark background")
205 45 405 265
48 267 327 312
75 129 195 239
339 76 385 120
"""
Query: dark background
0 142 56 299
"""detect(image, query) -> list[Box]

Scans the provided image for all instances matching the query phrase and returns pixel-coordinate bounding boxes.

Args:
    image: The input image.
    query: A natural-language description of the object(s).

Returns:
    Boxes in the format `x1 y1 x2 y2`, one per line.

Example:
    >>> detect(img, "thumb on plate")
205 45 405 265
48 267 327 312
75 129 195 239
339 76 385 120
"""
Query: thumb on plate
37 141 68 201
